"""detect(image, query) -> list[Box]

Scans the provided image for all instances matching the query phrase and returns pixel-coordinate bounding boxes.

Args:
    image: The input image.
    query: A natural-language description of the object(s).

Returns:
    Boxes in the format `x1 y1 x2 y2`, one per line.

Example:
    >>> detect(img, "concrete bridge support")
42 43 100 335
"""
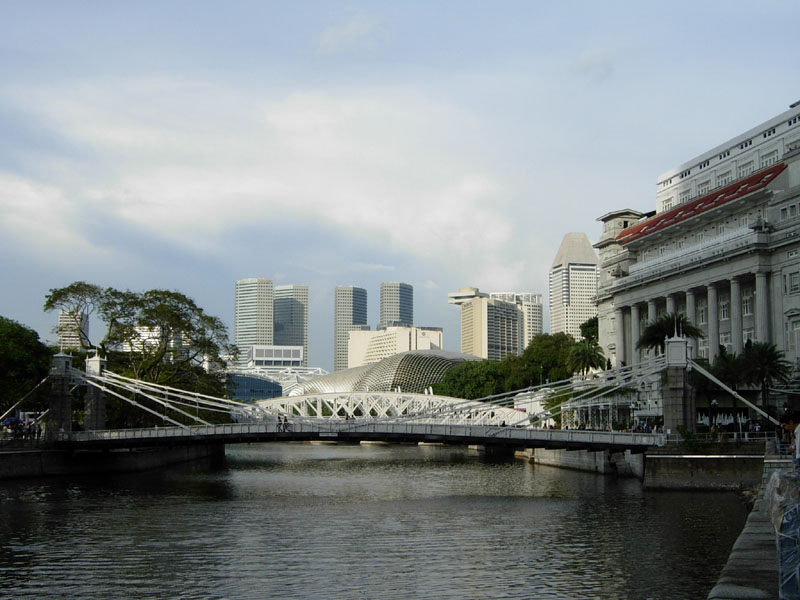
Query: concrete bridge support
84 356 106 431
47 354 73 441
663 336 694 434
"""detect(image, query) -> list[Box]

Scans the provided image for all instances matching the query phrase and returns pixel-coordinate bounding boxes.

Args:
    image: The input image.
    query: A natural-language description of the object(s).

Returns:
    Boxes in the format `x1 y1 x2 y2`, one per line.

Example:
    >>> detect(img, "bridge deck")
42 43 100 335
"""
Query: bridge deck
56 421 664 453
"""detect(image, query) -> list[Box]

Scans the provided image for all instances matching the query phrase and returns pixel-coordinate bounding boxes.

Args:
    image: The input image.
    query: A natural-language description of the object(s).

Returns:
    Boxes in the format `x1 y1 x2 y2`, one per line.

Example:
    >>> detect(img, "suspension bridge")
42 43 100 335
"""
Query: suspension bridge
10 336 778 456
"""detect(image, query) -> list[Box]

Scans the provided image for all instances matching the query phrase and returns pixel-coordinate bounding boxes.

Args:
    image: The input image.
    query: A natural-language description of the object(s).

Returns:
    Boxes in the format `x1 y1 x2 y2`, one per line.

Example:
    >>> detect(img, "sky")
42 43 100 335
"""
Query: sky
2 1 800 372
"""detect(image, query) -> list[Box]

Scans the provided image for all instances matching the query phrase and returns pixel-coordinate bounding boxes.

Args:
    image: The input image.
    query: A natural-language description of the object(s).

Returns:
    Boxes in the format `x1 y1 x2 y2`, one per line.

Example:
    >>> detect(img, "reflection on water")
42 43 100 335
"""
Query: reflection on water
0 443 748 599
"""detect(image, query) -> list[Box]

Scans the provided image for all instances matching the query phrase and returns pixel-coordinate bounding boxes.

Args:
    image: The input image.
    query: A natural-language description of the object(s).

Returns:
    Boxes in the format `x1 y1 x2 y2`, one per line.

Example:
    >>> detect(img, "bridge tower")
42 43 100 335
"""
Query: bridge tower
46 353 73 440
84 355 106 430
663 336 695 434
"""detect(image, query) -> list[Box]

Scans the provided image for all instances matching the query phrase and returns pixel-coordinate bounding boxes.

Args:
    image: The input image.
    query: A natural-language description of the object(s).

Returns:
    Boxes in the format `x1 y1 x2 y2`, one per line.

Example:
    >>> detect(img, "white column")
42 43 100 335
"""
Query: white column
666 294 675 314
708 285 719 363
630 304 640 365
730 278 743 355
615 307 625 367
648 299 657 322
756 272 769 342
686 289 696 358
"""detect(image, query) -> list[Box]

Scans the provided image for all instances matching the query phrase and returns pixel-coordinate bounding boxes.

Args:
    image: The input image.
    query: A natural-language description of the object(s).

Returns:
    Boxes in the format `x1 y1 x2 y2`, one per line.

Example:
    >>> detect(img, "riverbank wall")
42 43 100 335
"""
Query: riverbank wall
522 441 767 489
0 443 225 480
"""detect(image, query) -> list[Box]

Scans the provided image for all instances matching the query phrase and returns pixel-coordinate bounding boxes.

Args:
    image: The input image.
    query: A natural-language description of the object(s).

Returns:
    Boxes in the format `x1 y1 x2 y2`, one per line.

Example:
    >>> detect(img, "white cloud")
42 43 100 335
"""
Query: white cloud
2 79 530 289
317 15 379 54
0 173 105 262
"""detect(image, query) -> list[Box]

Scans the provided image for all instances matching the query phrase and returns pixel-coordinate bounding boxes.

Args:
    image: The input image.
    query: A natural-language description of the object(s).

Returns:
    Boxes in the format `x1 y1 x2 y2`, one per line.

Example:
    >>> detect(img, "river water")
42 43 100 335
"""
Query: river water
0 443 748 599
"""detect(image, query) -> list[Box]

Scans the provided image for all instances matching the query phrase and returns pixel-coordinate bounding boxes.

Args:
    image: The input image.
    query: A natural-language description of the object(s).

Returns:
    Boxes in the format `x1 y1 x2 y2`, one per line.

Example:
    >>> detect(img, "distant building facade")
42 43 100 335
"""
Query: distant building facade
234 278 274 367
57 309 88 350
274 284 309 366
549 233 599 340
489 292 543 350
598 102 800 370
348 326 443 368
334 285 368 371
379 282 413 329
448 287 522 360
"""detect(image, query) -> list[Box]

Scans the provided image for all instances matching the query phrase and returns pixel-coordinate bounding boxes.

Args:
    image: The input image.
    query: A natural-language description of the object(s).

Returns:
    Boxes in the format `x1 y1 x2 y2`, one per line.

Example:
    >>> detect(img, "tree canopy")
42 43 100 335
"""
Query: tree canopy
43 283 234 420
579 316 598 343
0 316 52 414
636 312 704 354
567 338 605 376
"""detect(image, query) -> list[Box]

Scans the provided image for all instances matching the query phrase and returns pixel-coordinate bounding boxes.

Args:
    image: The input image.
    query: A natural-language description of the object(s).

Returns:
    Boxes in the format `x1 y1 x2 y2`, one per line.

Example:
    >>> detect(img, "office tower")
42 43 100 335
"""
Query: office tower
448 287 522 360
348 326 443 368
57 309 88 350
490 292 543 350
274 284 309 366
549 233 599 341
334 286 368 371
379 282 413 329
234 278 274 367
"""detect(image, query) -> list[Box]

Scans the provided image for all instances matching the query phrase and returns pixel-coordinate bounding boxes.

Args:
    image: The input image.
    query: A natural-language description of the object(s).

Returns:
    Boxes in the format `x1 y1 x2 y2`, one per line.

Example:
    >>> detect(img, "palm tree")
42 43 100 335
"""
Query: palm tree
742 341 793 417
567 338 605 376
636 312 705 355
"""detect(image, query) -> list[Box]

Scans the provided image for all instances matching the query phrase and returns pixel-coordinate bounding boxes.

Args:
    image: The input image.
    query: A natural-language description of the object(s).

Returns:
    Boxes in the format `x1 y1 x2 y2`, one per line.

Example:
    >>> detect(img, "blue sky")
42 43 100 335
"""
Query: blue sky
2 1 799 371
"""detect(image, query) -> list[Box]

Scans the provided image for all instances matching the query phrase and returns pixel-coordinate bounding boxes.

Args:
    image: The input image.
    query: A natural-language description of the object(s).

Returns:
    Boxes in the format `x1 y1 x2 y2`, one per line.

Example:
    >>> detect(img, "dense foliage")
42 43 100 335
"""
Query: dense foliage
433 331 580 400
44 282 235 428
0 316 52 414
636 312 704 355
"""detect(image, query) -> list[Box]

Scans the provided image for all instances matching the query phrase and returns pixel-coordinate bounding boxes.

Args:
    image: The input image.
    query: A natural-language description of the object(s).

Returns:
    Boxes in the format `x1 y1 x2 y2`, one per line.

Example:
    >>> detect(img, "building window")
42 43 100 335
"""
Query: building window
742 292 753 316
737 161 755 178
719 299 730 321
679 190 692 204
743 328 755 344
720 332 732 353
792 205 798 218
782 207 789 221
718 171 732 186
697 180 710 196
791 272 800 294
718 223 726 235
697 301 708 325
760 150 779 168
698 338 708 359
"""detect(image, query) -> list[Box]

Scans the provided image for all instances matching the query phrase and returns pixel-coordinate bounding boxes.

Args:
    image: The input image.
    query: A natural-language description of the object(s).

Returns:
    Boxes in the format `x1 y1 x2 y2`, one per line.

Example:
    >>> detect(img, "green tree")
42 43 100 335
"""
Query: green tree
567 338 605 376
579 316 599 343
432 360 506 399
741 341 792 416
44 282 234 427
636 312 704 355
43 281 104 350
524 332 576 383
0 316 52 413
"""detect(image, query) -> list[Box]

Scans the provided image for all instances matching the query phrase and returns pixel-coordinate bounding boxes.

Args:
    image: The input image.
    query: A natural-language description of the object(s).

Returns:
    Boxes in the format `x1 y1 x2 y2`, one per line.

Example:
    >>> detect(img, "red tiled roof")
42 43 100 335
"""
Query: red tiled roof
616 162 787 245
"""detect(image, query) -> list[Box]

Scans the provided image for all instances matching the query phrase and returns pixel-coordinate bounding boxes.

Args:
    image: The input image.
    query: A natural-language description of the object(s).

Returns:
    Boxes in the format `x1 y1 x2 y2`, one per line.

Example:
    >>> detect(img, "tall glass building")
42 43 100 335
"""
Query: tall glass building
234 278 274 367
379 282 413 329
274 284 309 366
334 286 368 372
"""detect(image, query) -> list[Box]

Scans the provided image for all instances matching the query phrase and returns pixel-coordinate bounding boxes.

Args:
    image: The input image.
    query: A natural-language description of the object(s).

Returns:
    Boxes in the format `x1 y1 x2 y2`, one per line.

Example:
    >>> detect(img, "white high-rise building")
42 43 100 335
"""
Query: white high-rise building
334 286 368 371
57 309 88 350
549 233 599 340
379 282 413 329
274 284 309 367
348 326 443 368
448 287 522 360
234 278 274 367
489 292 543 350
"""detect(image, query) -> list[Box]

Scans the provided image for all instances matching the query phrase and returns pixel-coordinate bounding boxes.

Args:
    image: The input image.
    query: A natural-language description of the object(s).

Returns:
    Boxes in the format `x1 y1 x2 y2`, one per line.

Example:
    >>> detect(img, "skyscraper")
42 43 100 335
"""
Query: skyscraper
57 309 88 350
489 292 543 350
274 284 309 366
448 287 522 360
379 282 413 329
334 285 368 371
549 233 599 340
234 278 274 367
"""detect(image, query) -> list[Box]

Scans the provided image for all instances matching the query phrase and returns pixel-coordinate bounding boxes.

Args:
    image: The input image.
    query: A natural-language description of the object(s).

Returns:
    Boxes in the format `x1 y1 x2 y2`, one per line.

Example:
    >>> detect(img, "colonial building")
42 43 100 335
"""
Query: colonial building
598 103 800 369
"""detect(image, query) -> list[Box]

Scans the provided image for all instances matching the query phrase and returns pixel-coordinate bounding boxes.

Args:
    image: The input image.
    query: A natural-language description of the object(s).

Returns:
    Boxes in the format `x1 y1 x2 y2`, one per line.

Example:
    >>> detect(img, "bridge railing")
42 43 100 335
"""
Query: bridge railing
60 420 664 448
